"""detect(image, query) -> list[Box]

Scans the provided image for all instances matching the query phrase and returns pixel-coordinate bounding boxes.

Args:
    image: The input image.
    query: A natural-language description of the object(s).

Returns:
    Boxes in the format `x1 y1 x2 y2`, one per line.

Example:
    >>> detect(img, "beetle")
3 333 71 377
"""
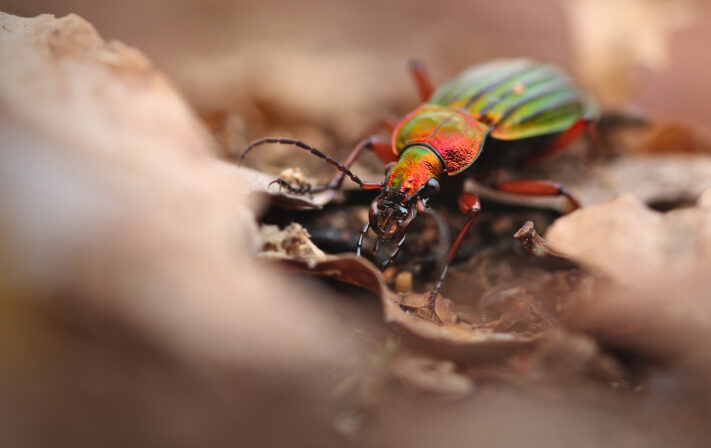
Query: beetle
241 58 597 307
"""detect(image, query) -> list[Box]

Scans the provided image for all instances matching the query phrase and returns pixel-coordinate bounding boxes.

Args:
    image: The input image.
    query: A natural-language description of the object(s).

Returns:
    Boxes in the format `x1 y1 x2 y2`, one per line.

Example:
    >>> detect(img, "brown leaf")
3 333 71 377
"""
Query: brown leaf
434 297 458 325
546 191 711 287
272 254 542 355
0 12 347 367
546 190 711 356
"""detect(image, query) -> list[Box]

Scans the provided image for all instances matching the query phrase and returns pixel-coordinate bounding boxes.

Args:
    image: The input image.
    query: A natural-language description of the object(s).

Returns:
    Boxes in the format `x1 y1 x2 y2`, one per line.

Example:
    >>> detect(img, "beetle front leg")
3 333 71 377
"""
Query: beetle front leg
428 191 481 307
272 136 395 195
241 137 385 192
322 136 397 191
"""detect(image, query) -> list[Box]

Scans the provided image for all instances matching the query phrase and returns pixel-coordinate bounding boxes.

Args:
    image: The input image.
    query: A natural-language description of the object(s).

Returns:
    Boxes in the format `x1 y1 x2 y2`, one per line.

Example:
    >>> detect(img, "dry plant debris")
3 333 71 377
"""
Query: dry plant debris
259 222 327 267
4 7 711 448
547 190 711 287
0 10 355 367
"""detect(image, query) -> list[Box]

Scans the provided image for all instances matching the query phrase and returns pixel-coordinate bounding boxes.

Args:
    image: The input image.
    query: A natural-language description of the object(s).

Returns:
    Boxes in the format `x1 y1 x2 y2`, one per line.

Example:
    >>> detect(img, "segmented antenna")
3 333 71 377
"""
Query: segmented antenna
240 138 370 189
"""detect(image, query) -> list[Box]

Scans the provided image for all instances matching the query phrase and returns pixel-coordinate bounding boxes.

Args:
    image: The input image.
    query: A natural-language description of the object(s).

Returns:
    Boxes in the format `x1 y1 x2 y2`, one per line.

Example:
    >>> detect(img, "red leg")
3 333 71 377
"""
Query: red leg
491 179 581 210
526 115 596 166
242 137 385 193
428 191 481 306
323 136 396 191
408 59 434 102
269 136 394 194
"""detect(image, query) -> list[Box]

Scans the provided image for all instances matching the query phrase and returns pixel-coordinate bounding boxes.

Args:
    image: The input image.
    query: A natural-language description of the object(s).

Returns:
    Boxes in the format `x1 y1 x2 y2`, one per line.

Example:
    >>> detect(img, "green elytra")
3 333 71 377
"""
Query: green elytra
386 58 597 196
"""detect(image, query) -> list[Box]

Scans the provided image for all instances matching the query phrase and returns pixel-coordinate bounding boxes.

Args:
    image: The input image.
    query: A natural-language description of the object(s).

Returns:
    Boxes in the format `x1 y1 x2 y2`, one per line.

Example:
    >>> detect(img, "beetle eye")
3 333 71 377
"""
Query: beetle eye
384 162 395 176
422 178 440 198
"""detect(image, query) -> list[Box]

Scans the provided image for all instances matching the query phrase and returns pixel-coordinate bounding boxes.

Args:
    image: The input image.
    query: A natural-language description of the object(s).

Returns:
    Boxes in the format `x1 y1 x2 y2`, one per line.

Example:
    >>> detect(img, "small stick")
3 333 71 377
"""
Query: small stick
513 221 567 258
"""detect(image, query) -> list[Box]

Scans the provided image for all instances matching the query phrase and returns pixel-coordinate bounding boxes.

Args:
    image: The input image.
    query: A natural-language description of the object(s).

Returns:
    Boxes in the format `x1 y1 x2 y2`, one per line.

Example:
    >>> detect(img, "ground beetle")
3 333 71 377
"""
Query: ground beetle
241 58 597 307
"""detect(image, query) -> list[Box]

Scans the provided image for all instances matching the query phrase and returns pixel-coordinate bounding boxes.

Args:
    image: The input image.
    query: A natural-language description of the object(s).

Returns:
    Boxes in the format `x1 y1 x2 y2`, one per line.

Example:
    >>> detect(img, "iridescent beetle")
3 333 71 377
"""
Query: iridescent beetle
241 59 597 307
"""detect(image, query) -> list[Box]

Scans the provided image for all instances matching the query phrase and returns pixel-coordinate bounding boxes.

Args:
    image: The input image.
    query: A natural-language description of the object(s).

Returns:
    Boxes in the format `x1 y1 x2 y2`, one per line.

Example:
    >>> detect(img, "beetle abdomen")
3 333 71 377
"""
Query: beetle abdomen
429 59 595 141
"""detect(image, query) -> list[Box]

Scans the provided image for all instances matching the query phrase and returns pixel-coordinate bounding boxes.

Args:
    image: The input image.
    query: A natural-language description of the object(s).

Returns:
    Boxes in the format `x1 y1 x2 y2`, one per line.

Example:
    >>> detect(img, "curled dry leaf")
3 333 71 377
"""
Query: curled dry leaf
546 190 711 355
546 191 711 287
434 297 458 325
0 12 348 369
271 252 542 353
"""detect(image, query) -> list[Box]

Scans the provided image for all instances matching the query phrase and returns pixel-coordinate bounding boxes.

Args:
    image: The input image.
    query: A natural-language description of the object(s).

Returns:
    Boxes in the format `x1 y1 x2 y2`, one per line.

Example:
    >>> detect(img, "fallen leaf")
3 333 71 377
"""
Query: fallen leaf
0 12 348 368
546 190 711 287
271 254 542 356
546 190 711 356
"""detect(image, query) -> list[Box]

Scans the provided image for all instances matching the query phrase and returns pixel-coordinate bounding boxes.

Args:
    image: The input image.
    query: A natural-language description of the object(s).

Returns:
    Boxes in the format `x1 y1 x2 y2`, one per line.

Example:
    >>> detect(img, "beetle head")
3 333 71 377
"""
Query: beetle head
369 188 415 238
368 145 443 239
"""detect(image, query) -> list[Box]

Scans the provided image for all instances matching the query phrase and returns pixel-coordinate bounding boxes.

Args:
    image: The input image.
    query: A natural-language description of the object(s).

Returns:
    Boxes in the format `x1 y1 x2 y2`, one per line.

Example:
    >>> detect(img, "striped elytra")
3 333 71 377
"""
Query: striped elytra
390 59 596 176
429 58 596 141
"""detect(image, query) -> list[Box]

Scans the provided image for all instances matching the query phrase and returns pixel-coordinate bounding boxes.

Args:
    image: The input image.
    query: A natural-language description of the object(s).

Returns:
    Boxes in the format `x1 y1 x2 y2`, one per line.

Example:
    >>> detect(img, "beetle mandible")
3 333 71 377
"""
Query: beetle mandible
241 58 597 307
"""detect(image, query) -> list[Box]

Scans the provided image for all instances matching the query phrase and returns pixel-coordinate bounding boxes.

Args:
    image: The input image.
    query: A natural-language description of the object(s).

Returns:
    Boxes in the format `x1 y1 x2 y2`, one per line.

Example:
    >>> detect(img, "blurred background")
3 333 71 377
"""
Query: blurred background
4 0 711 129
3 1 711 447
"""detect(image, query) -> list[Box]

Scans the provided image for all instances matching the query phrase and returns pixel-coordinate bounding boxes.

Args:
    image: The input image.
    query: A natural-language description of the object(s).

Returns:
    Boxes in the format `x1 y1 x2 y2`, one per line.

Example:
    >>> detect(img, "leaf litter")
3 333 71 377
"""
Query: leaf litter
238 71 711 412
6 8 711 447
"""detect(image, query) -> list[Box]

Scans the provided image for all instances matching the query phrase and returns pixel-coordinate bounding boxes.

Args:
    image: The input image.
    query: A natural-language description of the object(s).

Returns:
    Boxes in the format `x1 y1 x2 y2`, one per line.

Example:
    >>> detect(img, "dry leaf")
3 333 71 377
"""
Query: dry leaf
546 191 711 356
546 191 711 287
272 254 542 355
0 12 347 367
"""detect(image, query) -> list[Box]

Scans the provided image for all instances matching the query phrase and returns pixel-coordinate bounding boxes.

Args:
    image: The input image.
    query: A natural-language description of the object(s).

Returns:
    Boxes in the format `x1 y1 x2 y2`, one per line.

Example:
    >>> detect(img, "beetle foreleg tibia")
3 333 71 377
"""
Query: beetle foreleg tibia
428 191 481 307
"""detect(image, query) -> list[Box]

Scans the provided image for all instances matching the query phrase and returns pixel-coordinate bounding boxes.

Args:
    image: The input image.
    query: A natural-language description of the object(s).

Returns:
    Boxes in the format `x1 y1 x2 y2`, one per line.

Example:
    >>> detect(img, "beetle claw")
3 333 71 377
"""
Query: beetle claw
269 178 314 196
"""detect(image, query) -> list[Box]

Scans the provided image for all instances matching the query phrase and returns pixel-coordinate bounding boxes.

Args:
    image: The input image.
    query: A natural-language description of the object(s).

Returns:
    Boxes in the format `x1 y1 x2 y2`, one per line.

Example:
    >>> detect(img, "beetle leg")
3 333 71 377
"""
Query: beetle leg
269 178 314 195
381 234 407 269
525 115 596 166
240 137 384 192
489 179 581 210
316 136 397 193
356 222 370 256
408 59 434 102
428 191 481 307
264 136 394 195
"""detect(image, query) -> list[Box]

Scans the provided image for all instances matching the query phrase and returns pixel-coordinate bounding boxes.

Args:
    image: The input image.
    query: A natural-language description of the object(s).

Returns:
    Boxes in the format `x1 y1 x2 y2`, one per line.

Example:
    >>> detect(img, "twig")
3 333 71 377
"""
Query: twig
514 221 567 259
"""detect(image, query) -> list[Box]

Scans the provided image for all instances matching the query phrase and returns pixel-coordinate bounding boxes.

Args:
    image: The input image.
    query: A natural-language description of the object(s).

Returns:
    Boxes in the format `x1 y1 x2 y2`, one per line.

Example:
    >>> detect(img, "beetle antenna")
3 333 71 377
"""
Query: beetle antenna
240 138 374 189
